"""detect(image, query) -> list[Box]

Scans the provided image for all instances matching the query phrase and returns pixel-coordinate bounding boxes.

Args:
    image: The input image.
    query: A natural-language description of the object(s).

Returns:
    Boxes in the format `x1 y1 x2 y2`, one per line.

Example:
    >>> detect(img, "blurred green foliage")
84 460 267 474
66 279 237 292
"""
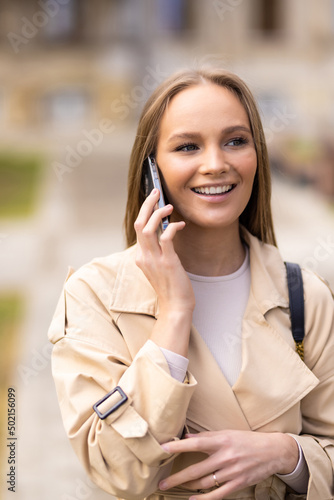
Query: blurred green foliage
0 293 23 336
0 293 23 449
0 292 23 386
0 151 44 218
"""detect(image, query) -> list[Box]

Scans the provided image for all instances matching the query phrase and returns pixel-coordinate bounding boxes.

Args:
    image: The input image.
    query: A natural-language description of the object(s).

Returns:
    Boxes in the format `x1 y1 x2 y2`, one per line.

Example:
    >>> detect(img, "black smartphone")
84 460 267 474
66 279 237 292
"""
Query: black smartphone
143 155 169 232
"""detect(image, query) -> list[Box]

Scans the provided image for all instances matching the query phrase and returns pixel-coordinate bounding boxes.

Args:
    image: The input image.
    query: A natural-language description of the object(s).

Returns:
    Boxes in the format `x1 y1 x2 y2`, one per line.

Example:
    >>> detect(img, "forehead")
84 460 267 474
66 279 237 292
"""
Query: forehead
160 83 249 133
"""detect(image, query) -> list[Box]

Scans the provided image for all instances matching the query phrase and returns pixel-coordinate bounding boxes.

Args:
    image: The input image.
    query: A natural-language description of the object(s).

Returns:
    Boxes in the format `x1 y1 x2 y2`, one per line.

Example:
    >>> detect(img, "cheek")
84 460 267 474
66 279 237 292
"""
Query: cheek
160 169 191 211
160 165 189 191
159 168 179 204
241 152 257 184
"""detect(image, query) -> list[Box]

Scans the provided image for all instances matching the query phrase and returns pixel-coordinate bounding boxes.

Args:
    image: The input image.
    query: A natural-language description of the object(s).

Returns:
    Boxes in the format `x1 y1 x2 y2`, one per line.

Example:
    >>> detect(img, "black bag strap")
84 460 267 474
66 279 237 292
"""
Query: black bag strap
285 262 305 361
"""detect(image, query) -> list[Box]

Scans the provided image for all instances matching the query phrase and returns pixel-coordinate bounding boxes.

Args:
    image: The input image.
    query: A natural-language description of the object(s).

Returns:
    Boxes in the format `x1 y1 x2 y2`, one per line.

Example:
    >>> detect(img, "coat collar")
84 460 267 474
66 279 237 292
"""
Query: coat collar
107 244 158 316
240 227 289 314
108 227 288 317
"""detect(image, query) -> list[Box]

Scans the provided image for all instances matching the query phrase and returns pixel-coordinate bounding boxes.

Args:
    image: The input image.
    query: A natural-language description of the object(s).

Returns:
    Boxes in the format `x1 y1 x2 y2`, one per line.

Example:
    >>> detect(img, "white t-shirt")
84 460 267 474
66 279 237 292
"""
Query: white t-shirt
188 246 250 386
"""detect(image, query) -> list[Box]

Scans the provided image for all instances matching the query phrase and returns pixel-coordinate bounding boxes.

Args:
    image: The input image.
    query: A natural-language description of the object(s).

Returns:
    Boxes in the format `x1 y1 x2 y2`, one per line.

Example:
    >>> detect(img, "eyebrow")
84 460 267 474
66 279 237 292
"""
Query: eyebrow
167 125 252 144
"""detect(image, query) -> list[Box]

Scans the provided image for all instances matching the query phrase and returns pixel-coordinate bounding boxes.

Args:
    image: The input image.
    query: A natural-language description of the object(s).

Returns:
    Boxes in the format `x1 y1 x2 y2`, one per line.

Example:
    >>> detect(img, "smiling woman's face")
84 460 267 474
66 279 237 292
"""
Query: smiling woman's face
156 82 257 233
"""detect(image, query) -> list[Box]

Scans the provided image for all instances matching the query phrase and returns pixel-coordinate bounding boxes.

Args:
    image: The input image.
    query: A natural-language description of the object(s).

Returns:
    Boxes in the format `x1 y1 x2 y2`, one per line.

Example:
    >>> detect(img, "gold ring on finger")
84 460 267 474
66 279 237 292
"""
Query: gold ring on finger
212 471 220 488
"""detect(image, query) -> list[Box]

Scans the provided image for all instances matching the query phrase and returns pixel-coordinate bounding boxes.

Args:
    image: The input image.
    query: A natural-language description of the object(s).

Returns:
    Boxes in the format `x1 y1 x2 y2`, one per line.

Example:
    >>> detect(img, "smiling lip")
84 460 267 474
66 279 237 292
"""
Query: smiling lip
191 184 235 195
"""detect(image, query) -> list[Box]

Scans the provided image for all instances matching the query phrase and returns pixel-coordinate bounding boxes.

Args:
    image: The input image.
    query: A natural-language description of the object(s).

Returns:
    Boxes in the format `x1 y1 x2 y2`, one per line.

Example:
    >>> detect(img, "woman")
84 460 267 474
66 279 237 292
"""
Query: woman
48 68 334 500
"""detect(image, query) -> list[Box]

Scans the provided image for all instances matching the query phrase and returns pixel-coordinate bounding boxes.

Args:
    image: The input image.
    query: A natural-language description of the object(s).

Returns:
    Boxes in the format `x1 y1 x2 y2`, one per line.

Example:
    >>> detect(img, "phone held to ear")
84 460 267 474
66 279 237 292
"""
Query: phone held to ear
143 155 169 232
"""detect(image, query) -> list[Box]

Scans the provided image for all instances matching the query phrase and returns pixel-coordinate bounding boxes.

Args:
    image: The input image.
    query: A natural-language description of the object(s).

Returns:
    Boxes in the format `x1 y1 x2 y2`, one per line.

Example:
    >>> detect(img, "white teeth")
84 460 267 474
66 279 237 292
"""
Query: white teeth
193 185 233 195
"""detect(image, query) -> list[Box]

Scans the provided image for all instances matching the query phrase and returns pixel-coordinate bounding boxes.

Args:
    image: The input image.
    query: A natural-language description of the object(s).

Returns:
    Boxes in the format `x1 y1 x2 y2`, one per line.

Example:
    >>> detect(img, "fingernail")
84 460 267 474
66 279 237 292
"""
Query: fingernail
159 480 167 490
161 444 170 452
151 188 158 195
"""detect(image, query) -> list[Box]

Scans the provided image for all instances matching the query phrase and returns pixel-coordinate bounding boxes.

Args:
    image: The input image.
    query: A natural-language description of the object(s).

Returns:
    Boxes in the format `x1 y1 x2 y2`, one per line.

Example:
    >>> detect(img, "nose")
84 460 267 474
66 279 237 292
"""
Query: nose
199 147 230 175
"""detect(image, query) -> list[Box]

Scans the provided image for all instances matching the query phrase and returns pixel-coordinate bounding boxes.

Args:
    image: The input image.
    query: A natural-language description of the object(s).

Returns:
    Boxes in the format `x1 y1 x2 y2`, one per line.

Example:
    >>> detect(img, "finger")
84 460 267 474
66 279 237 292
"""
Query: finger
135 207 174 263
184 432 214 439
188 478 244 500
134 189 160 236
141 203 174 237
181 467 229 492
188 483 227 500
161 433 216 454
159 220 186 254
175 471 219 491
135 192 171 251
159 455 219 491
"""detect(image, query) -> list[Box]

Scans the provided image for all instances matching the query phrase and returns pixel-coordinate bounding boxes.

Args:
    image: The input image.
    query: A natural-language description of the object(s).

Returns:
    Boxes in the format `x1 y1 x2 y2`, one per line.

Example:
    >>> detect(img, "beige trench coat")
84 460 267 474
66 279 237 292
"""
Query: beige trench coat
48 228 334 500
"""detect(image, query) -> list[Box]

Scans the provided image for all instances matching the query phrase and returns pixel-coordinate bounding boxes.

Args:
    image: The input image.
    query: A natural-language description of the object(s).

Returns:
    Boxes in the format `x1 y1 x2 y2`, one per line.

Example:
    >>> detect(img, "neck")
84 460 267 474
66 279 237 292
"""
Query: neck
173 222 246 277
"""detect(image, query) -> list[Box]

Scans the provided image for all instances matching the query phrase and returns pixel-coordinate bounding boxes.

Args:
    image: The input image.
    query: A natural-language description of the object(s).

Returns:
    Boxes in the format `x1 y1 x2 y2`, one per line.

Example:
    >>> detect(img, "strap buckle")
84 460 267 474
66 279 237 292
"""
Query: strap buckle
93 386 128 420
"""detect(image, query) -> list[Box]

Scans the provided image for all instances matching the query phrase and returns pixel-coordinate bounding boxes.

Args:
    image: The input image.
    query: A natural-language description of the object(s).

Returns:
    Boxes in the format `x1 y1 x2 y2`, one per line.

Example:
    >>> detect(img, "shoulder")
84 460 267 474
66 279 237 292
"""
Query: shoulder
300 267 334 373
302 267 334 303
65 245 138 296
244 225 334 302
60 245 144 317
48 245 142 345
62 243 156 317
301 267 334 333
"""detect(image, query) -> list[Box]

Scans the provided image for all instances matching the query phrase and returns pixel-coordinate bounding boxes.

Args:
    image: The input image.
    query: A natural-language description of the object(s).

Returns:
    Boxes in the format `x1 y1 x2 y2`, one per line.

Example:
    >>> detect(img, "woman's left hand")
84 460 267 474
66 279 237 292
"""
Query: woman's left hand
159 430 299 499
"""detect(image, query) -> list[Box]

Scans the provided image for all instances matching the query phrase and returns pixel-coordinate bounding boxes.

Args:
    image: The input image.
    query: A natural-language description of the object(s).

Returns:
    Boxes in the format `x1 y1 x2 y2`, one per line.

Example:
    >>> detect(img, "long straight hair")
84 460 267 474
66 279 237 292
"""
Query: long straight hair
124 68 277 248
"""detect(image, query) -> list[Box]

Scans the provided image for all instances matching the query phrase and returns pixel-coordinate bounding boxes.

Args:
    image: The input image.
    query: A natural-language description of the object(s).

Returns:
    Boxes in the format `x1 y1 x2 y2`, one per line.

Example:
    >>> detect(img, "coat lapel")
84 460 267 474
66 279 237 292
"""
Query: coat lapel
185 306 318 433
186 325 251 431
232 293 319 430
231 230 319 430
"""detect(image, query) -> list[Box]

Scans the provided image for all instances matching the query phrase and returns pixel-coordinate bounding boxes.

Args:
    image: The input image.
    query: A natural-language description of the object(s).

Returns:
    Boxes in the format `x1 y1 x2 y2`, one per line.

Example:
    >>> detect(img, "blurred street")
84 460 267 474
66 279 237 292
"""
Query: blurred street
1 126 334 499
273 174 334 288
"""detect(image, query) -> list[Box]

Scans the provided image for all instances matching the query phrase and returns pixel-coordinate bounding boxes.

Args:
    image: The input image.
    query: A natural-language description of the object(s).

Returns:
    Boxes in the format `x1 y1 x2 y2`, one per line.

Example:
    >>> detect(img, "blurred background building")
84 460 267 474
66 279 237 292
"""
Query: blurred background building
0 1 334 499
1 0 334 194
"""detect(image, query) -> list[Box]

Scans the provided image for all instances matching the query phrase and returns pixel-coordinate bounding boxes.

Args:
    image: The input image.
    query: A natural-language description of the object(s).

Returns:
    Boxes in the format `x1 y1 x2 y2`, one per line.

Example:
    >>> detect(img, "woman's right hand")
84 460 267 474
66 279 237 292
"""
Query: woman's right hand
134 189 195 356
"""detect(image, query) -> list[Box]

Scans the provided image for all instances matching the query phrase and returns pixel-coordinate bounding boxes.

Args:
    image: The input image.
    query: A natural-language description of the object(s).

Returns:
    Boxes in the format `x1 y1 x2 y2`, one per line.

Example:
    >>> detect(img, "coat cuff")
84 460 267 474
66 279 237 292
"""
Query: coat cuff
159 346 189 382
291 434 334 498
276 437 309 493
93 340 197 466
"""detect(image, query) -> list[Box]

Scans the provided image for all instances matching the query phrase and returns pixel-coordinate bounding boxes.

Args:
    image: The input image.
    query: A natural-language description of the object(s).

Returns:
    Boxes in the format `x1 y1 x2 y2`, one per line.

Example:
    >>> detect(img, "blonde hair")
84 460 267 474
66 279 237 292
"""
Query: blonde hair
124 68 276 247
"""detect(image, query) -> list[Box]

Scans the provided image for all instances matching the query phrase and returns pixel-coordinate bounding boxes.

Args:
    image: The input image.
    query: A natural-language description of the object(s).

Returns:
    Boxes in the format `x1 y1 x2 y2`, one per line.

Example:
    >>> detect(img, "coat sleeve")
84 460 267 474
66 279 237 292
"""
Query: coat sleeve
48 270 197 500
291 270 334 499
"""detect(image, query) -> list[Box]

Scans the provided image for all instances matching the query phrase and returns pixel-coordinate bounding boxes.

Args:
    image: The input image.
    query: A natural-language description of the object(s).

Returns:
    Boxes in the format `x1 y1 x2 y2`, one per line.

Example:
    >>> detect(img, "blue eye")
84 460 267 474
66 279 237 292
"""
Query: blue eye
226 137 248 147
176 143 198 152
